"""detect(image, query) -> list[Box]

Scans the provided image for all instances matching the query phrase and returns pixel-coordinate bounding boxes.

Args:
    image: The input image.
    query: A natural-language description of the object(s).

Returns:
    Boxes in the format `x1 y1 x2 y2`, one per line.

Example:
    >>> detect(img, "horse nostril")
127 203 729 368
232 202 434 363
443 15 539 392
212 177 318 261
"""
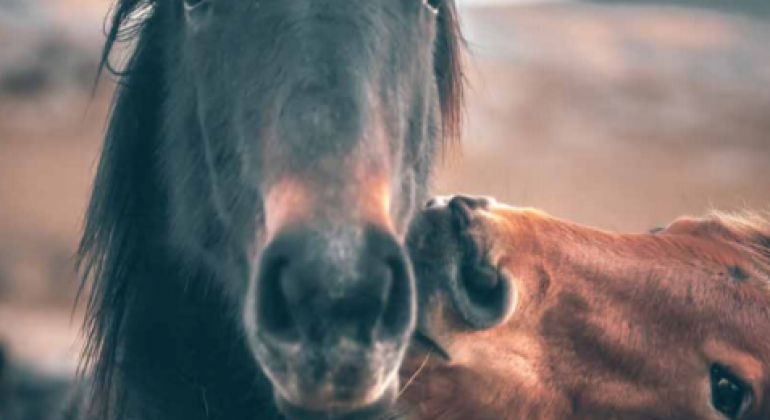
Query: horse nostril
379 254 414 338
256 253 300 343
453 261 514 329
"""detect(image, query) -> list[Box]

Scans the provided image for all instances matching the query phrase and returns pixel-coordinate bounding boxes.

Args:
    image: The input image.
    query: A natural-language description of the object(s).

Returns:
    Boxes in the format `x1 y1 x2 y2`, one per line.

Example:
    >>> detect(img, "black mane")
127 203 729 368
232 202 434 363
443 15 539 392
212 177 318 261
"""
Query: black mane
76 1 466 418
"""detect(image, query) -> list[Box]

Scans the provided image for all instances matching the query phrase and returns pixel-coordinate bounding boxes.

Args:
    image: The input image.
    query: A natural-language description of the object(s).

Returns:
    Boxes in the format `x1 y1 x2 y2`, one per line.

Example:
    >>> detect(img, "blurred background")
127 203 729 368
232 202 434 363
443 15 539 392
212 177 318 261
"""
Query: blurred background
0 0 769 374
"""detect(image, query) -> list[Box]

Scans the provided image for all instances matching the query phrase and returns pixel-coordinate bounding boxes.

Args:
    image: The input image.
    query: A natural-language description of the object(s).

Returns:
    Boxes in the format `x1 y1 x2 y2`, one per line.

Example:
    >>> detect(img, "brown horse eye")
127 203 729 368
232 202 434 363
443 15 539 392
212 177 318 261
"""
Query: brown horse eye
711 365 749 419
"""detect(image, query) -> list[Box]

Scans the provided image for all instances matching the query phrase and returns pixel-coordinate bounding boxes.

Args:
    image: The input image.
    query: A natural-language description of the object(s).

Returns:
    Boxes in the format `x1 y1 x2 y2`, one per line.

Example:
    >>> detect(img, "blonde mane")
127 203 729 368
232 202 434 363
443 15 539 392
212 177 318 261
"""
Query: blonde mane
702 211 770 281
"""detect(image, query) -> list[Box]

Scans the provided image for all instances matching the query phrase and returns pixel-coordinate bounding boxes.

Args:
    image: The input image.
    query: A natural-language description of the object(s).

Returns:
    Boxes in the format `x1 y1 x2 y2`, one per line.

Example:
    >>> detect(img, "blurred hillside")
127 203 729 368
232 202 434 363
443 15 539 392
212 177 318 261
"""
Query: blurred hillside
1 0 769 368
0 0 106 372
438 4 770 229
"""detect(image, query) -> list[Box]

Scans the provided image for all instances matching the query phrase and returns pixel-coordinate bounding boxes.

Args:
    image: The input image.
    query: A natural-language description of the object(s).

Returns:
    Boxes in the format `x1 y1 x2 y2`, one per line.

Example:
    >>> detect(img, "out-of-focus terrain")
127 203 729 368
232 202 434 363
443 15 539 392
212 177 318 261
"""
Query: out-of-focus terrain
1 0 769 371
440 4 770 229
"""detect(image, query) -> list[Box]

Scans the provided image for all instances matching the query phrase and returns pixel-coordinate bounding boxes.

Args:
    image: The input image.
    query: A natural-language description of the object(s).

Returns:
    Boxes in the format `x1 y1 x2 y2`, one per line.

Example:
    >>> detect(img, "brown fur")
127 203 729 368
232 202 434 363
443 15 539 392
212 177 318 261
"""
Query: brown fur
401 200 770 420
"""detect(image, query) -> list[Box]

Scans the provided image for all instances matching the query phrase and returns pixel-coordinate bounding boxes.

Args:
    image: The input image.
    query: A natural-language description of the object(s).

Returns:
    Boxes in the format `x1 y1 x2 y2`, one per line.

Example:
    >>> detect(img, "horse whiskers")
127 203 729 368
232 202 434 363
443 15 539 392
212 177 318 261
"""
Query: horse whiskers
397 351 431 400
375 352 432 420
200 386 210 419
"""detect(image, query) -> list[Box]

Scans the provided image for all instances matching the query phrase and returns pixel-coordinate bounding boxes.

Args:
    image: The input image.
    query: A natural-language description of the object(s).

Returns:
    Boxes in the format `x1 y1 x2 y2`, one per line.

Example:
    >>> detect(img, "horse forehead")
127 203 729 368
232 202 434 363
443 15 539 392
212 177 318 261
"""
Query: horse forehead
225 0 406 31
664 234 770 293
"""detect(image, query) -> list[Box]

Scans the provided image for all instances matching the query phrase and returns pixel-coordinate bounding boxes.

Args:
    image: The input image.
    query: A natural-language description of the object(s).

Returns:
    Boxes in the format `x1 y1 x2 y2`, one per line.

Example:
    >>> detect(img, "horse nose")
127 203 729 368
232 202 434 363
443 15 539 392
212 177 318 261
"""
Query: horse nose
255 226 415 347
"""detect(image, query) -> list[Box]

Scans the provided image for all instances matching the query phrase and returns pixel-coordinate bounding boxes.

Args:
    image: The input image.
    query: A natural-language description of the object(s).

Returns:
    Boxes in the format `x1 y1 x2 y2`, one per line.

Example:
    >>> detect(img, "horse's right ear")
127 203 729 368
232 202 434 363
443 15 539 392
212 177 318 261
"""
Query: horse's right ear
434 0 466 148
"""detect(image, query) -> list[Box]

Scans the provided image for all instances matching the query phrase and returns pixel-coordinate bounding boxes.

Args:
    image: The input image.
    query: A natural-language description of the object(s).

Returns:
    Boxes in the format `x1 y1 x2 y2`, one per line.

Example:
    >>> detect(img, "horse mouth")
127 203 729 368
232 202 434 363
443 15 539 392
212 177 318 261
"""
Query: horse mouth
274 383 398 420
412 331 451 361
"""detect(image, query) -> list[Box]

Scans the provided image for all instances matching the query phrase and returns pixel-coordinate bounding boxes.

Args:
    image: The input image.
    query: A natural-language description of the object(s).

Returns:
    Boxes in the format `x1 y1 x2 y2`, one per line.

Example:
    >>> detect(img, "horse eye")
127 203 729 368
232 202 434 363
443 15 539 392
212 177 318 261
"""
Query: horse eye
711 365 750 419
423 0 440 15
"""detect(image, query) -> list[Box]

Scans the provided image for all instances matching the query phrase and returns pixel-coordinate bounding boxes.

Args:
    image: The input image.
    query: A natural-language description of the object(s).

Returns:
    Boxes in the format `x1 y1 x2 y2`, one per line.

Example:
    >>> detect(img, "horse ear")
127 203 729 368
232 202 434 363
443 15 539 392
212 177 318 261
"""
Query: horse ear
434 0 466 147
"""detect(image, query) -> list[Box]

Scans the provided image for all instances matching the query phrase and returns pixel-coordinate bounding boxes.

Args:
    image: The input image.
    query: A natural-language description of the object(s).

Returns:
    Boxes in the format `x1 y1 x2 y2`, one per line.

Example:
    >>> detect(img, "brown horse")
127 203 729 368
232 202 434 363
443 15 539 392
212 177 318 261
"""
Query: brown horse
401 196 770 420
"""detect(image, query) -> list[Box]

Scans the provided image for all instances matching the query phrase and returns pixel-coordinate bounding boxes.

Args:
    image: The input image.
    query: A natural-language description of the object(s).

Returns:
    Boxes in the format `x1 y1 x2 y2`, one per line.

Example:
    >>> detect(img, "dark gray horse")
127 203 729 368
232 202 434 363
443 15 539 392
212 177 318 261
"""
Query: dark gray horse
75 0 465 419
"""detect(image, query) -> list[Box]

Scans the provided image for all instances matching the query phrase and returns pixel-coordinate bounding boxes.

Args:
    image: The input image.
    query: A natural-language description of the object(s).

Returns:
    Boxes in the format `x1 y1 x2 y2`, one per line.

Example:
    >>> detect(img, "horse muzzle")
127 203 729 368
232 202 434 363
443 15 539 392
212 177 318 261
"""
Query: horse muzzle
245 222 415 418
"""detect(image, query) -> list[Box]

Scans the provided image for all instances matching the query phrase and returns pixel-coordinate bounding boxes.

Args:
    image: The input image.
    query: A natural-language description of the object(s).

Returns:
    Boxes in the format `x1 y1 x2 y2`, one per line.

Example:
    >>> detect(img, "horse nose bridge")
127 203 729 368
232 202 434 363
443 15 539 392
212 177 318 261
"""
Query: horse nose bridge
279 83 368 153
263 174 395 242
275 35 382 148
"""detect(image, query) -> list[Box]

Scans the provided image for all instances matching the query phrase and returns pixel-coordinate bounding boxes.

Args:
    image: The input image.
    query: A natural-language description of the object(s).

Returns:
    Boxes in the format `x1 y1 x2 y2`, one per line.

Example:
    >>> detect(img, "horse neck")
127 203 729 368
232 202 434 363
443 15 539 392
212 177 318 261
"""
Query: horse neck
114 252 279 420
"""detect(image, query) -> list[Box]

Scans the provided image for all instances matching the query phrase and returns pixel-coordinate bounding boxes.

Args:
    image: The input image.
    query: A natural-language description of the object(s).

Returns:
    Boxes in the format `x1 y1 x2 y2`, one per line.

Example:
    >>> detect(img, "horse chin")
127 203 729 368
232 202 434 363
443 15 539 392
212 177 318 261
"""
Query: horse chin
274 381 398 420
